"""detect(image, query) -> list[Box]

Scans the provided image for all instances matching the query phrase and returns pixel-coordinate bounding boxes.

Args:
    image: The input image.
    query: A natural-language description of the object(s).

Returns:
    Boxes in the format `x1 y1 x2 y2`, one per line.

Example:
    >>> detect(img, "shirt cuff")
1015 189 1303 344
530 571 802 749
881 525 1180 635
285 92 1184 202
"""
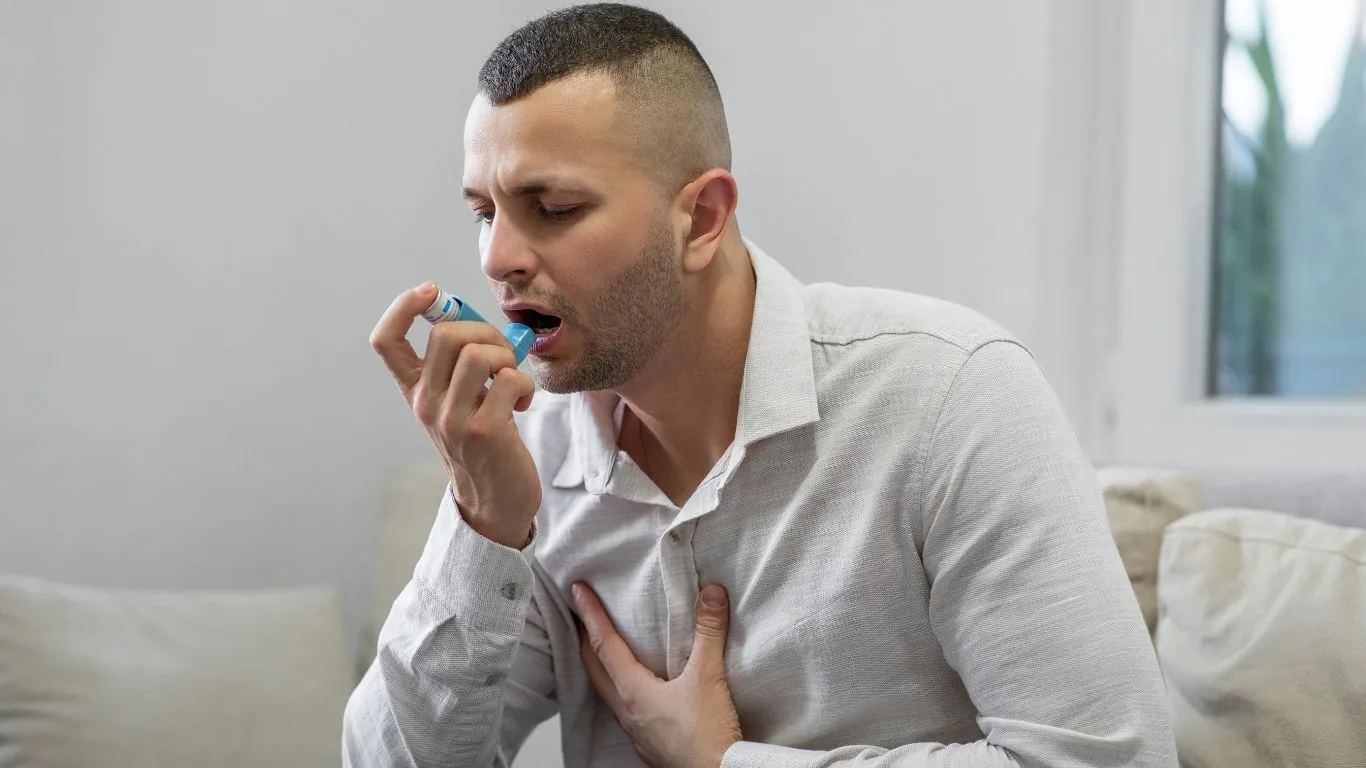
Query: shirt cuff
407 485 537 635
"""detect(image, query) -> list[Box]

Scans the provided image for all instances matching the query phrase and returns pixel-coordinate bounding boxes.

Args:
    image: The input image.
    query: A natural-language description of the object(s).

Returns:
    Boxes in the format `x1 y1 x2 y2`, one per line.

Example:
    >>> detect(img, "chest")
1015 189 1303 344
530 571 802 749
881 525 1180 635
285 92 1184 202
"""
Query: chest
534 438 976 749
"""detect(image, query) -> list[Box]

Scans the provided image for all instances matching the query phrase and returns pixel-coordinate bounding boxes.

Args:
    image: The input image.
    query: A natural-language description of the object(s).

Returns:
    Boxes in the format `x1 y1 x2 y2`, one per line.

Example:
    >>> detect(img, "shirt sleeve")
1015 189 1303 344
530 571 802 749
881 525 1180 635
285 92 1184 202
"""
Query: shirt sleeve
722 340 1177 768
342 487 558 768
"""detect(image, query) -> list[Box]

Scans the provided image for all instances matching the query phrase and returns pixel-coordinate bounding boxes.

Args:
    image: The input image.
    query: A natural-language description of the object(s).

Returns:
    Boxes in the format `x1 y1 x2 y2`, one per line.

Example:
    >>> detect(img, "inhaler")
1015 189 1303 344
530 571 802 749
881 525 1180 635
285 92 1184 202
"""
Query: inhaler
421 289 536 365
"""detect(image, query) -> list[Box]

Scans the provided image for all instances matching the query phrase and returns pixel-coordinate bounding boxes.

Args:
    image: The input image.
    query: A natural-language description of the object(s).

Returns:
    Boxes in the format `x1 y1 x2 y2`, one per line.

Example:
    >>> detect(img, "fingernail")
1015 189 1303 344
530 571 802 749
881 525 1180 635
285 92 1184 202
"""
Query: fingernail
701 584 726 609
417 281 435 294
571 583 584 604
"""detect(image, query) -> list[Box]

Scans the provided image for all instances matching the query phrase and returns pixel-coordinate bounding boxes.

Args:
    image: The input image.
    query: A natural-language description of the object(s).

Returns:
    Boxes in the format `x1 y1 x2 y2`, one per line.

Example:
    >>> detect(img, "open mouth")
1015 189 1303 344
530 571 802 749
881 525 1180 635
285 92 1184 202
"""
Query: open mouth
507 308 563 335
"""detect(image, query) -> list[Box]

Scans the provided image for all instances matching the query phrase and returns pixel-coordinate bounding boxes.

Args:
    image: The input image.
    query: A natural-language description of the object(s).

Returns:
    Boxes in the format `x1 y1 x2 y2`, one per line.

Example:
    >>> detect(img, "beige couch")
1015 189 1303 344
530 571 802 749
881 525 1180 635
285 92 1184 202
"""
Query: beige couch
1095 466 1366 767
2 464 1362 767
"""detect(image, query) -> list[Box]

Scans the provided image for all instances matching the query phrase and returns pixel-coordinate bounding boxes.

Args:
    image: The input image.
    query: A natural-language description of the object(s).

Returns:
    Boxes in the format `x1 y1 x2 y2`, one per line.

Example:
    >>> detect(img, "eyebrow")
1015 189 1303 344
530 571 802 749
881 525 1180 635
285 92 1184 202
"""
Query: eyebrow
462 179 591 201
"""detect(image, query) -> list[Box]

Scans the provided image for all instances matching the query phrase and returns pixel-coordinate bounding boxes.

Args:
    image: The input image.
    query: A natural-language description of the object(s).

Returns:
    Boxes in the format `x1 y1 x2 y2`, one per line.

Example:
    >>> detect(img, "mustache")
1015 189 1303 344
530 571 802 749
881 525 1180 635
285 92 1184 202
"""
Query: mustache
497 288 575 316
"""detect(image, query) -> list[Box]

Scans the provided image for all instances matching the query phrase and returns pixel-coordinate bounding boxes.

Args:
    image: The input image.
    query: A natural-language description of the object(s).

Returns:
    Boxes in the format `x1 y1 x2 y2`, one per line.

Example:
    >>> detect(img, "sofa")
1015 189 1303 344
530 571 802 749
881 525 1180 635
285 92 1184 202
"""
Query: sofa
1095 466 1366 767
1 464 1362 767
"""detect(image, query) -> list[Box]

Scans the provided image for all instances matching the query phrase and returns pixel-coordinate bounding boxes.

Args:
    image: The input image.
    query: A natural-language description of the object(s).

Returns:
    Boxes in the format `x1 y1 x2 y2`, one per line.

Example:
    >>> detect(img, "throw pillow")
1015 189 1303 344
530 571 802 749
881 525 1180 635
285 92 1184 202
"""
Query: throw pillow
1096 466 1204 634
1157 508 1366 767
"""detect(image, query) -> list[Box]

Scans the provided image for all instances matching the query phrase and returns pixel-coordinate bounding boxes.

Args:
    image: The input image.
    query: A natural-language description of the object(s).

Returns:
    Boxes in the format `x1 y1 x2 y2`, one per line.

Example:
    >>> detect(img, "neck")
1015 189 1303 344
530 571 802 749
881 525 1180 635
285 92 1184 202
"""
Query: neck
615 231 755 504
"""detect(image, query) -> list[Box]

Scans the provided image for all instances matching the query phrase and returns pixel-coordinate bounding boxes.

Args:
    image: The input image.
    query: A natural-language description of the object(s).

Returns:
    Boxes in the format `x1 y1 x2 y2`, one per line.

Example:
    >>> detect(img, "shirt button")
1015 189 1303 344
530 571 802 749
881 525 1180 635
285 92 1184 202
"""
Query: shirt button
500 583 519 600
668 530 682 544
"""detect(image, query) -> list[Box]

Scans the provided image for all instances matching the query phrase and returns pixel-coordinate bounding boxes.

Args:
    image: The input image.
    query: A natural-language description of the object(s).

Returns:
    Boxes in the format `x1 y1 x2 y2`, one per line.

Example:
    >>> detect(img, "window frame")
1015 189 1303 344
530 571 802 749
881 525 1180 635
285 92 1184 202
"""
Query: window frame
1105 0 1366 474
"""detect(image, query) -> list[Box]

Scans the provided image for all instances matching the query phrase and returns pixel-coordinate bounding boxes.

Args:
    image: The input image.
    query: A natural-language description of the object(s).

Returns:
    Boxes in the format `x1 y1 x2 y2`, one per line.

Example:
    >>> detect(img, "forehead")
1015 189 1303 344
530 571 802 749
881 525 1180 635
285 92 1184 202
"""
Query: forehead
463 72 638 191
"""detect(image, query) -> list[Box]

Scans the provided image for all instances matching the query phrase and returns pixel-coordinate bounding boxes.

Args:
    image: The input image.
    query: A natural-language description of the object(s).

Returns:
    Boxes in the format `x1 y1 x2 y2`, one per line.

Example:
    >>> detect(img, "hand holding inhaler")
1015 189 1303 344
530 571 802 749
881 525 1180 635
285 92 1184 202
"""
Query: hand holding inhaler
370 282 540 549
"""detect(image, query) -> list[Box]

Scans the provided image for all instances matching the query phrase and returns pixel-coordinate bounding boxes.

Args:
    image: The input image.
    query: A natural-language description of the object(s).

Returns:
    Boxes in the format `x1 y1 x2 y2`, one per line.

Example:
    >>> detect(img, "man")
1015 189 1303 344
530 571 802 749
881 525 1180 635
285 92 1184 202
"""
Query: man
344 4 1177 767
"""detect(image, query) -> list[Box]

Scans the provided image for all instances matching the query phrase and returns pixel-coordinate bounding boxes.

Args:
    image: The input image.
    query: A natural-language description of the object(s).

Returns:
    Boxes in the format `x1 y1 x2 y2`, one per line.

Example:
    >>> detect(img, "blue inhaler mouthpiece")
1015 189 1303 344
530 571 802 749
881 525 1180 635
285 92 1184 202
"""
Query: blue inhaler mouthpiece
501 324 535 364
421 288 535 365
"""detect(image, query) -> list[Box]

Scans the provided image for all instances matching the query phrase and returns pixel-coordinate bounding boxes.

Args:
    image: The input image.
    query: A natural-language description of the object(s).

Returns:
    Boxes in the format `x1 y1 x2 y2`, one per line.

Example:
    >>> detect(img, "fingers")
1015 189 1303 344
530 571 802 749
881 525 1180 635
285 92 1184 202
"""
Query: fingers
572 583 659 696
480 367 537 423
578 621 628 716
370 283 438 401
687 584 730 675
443 339 518 420
409 321 509 426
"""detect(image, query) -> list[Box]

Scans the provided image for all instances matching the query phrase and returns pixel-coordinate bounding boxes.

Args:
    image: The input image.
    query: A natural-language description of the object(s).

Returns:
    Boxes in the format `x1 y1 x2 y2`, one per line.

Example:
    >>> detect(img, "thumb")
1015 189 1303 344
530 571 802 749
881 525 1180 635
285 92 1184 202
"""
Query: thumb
689 584 730 673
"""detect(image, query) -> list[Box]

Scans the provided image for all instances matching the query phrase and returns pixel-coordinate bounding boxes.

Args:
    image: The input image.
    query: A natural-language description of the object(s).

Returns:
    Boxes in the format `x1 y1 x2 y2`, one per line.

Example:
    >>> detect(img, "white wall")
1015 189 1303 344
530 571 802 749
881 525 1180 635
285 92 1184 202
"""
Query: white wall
2 2 1112 765
519 0 1115 452
0 0 523 648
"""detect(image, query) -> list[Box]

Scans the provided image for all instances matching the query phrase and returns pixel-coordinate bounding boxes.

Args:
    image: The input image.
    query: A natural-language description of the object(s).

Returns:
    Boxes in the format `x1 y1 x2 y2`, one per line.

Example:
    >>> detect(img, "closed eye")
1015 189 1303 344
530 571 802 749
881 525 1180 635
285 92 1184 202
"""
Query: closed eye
538 204 583 222
470 203 583 225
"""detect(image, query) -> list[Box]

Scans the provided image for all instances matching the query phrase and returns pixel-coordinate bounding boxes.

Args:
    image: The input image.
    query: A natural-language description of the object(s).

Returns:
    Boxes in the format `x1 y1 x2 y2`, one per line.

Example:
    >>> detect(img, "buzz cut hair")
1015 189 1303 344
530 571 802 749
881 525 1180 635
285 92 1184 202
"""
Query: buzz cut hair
477 3 732 188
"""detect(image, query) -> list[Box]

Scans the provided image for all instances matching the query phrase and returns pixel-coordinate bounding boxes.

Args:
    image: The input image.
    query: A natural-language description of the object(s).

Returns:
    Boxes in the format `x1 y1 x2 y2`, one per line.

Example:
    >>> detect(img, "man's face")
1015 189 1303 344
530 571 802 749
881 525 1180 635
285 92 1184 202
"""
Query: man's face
462 72 687 394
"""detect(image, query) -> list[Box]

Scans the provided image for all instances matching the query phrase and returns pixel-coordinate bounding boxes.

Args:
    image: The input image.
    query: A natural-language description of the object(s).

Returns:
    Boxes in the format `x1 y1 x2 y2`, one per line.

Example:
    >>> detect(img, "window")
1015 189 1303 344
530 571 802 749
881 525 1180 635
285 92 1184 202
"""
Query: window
1213 0 1366 398
1105 1 1366 473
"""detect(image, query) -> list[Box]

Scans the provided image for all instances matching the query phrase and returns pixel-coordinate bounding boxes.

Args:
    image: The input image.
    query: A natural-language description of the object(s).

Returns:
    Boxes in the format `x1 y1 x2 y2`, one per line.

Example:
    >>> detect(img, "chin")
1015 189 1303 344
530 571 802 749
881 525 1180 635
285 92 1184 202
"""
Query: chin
526 360 580 395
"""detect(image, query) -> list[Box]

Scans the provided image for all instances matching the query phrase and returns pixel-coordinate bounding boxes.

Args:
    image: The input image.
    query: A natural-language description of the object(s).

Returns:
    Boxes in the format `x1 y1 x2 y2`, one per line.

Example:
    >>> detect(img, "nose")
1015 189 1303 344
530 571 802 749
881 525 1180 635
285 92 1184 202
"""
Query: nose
480 217 538 284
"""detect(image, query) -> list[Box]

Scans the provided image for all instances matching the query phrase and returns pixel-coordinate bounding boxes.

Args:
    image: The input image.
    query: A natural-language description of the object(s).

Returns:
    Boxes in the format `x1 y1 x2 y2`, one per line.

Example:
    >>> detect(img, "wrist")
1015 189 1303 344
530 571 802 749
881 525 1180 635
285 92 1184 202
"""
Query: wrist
451 492 534 549
479 517 535 550
714 739 737 768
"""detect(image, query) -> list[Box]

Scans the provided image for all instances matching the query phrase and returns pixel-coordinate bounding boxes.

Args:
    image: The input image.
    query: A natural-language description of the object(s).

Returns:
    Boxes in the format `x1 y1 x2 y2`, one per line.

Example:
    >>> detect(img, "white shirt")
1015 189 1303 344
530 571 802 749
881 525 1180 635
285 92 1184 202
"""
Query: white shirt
342 241 1177 767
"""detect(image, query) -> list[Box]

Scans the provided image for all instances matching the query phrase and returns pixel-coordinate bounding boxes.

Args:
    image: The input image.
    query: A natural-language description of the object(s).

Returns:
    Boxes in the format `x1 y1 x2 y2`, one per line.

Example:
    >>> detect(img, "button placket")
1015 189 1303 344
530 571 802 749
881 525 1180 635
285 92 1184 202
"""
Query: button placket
661 452 740 677
661 519 700 679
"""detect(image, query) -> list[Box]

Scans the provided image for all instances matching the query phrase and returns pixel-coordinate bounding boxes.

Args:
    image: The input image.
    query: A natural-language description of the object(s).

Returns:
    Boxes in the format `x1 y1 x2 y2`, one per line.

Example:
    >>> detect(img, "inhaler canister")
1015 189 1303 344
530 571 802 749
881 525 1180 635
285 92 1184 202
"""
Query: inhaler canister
421 288 535 364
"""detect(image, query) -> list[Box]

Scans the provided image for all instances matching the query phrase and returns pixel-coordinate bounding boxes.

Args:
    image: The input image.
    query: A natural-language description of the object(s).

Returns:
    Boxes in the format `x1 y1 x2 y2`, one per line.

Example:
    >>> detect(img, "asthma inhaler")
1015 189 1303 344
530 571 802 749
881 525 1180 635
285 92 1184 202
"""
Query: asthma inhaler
421 288 536 365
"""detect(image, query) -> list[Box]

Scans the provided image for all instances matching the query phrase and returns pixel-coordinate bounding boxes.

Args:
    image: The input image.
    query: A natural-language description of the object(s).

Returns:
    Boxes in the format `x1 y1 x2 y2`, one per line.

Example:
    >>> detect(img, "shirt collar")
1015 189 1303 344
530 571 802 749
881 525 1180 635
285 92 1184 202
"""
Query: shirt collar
553 238 821 491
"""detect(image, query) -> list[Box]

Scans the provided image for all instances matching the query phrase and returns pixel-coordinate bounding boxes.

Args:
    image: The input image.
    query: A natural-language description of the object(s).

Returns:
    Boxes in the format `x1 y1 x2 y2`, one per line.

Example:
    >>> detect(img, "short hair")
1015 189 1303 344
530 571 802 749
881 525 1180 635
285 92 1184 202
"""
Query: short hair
477 3 732 188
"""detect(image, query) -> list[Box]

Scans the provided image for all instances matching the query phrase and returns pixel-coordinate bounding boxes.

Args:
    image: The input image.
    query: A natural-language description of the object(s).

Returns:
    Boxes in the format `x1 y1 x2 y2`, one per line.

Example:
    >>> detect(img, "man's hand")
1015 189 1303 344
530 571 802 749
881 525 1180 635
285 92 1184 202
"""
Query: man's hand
573 582 742 768
369 283 540 548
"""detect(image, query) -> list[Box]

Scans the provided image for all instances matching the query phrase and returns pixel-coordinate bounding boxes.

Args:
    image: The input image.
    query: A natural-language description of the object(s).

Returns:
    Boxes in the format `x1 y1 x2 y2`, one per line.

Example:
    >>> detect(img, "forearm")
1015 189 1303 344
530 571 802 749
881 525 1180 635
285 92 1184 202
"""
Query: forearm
342 489 552 767
343 589 529 767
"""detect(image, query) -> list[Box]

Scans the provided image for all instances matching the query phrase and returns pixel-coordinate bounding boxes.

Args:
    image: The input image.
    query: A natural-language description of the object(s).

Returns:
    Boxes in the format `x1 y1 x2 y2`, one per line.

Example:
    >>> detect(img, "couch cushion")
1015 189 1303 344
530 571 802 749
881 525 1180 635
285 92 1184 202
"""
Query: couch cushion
1157 508 1366 767
1096 466 1203 633
0 575 351 768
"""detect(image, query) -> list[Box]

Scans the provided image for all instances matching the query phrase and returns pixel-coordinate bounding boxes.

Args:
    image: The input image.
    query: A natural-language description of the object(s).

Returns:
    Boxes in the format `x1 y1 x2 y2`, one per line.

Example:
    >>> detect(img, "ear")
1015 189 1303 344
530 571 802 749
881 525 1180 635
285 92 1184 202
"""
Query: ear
675 170 739 274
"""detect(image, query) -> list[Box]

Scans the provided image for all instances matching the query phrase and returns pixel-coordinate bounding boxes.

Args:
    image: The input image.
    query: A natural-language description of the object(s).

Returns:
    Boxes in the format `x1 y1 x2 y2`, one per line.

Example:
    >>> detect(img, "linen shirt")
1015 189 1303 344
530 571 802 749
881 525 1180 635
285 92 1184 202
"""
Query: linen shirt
342 241 1177 767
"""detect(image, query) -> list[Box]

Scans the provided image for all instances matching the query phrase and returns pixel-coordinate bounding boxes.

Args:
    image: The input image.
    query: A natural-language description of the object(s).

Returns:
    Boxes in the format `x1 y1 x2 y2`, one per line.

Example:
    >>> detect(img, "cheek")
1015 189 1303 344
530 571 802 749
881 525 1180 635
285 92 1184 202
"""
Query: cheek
553 230 632 290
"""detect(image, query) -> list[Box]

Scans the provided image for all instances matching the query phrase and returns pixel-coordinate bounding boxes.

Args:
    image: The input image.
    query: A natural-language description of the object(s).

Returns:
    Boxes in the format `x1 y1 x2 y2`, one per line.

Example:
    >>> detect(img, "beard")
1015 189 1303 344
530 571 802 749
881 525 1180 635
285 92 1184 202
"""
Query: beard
530 214 686 394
